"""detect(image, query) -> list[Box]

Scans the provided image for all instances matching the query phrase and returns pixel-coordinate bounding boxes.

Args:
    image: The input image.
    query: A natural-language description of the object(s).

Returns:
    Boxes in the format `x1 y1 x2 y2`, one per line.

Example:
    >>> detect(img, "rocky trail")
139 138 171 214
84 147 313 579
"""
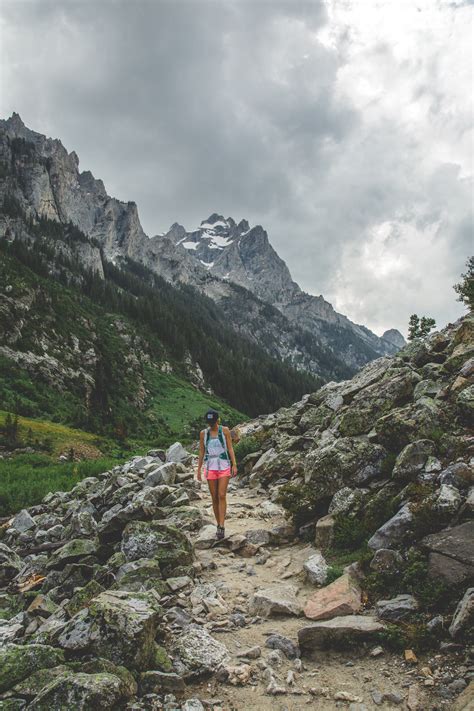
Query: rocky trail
180 481 465 711
1 312 473 711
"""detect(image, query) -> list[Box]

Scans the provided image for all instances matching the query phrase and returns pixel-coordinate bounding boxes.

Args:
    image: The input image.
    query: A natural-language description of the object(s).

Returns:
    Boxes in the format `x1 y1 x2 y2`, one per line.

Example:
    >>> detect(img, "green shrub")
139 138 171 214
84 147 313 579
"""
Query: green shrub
325 565 344 585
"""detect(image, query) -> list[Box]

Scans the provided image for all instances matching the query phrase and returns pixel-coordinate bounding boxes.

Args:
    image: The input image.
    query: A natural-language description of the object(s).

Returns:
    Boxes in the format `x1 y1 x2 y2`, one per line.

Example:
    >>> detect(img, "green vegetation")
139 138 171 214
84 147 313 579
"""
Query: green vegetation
0 453 117 516
453 255 474 311
0 231 320 441
407 314 436 341
377 621 438 653
363 550 455 611
234 432 270 466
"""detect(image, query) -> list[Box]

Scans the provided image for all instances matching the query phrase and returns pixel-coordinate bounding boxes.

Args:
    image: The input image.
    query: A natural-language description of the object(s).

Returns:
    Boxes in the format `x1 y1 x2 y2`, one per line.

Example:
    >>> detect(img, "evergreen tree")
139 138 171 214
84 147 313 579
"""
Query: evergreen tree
453 256 474 311
408 314 436 340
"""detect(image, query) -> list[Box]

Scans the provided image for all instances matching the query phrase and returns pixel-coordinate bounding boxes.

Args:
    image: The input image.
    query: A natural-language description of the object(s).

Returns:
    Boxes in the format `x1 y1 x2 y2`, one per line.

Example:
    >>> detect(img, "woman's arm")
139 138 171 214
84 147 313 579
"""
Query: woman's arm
224 426 237 476
197 430 204 481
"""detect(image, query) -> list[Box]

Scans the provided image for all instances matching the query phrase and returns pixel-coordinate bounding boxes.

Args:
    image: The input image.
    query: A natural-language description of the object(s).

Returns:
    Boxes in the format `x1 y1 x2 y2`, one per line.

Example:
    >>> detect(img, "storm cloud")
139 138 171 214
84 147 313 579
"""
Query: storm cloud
1 0 472 335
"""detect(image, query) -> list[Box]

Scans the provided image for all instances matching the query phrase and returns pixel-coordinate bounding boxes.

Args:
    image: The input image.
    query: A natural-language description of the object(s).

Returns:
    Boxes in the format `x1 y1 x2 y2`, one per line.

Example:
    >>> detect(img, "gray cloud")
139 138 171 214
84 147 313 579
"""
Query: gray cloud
0 0 472 335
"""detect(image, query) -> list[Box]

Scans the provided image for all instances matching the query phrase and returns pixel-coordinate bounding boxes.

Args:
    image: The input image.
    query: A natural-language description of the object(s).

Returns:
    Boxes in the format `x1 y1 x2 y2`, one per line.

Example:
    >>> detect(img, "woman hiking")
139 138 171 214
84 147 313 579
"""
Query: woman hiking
197 408 237 539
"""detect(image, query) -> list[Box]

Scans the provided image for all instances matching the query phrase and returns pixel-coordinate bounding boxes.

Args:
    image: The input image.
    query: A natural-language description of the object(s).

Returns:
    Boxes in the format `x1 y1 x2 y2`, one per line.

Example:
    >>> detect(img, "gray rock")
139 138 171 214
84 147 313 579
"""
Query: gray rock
27 671 133 710
174 625 230 675
422 522 474 583
298 615 385 648
449 588 474 639
370 548 403 573
367 505 413 550
56 589 162 670
392 440 436 480
10 509 36 533
45 538 100 570
244 529 271 545
139 670 185 694
249 584 302 617
165 442 189 463
303 551 329 585
375 594 419 621
265 633 300 659
237 645 261 659
0 643 65 693
328 487 364 516
433 484 462 514
438 462 473 488
182 700 205 711
195 524 218 549
143 462 177 487
0 542 22 585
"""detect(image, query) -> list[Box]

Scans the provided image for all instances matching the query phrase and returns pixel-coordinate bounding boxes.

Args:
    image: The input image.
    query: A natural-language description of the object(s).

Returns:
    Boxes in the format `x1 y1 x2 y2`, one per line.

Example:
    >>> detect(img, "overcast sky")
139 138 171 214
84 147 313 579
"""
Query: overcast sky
1 0 472 336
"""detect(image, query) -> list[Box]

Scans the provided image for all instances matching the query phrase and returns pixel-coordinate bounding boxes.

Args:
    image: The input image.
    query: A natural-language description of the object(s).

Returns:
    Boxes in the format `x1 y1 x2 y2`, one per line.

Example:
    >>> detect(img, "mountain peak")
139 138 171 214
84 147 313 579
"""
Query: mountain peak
9 111 25 128
200 213 229 229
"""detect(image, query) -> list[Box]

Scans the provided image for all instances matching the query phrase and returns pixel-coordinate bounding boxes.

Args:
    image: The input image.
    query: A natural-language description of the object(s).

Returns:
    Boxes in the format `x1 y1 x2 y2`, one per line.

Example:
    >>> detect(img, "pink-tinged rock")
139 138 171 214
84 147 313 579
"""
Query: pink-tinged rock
304 573 362 621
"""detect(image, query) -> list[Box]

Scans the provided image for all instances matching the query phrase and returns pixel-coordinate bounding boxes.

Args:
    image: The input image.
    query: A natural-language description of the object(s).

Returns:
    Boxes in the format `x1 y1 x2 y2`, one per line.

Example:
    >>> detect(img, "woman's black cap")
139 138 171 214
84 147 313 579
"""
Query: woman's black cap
205 408 219 423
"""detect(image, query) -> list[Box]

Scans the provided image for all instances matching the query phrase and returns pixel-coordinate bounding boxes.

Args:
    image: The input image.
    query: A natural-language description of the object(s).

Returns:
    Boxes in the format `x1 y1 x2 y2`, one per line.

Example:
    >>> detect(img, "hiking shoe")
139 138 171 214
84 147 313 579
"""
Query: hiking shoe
216 525 225 540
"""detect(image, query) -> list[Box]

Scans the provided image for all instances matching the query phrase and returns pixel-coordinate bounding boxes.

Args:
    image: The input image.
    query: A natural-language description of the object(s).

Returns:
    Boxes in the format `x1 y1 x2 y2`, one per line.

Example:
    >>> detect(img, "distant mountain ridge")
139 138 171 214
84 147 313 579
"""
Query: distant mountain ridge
0 112 404 379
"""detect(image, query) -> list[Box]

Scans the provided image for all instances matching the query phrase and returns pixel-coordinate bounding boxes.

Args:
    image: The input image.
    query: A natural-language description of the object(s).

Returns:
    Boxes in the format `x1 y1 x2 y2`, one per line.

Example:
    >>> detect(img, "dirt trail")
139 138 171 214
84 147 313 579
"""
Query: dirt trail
183 481 434 711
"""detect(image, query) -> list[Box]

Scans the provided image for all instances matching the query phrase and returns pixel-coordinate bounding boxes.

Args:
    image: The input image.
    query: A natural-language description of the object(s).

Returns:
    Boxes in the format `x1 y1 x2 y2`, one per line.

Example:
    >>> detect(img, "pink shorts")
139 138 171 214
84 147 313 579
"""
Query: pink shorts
205 466 231 481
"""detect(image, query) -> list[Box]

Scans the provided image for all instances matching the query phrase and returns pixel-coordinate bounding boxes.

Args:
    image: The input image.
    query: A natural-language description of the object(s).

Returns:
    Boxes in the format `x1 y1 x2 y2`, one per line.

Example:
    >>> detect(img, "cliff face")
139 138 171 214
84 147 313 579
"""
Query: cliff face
0 113 404 376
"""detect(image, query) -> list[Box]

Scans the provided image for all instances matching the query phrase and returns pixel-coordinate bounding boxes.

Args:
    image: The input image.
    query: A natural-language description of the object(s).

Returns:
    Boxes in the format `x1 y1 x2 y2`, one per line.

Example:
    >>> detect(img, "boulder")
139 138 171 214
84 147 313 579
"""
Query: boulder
375 594 419 621
174 625 230 675
328 487 364 516
45 538 101 570
303 551 329 585
0 643 65 693
457 384 474 421
370 548 403 574
139 670 185 694
298 615 384 649
27 671 133 710
392 439 436 480
143 462 177 487
449 588 474 639
10 509 36 533
433 484 462 514
120 521 193 575
195 524 218 549
438 462 473 488
249 584 302 617
422 522 474 584
0 542 22 585
165 442 190 463
56 589 162 670
113 558 168 594
304 438 388 491
265 634 300 659
337 369 418 436
304 573 362 621
244 528 271 545
367 505 413 550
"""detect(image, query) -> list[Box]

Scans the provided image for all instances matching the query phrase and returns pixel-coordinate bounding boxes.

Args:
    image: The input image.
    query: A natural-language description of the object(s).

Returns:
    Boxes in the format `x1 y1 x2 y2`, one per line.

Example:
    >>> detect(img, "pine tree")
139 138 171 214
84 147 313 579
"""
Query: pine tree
453 256 474 311
408 314 436 340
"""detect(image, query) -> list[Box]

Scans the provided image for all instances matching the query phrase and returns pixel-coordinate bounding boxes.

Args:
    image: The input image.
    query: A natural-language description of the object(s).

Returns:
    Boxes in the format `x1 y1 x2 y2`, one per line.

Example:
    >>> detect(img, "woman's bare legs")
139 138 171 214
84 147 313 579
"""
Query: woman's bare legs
207 479 220 523
217 475 229 527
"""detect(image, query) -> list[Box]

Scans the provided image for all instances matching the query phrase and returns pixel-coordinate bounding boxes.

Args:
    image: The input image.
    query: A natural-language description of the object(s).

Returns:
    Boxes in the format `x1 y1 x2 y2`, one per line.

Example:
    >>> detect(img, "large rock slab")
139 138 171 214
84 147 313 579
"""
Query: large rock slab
166 442 190 463
56 589 162 670
120 520 193 575
392 439 436 480
28 671 133 710
174 625 230 676
422 522 474 584
375 594 419 621
249 584 302 617
304 437 388 491
0 643 65 693
304 573 362 620
143 462 177 487
10 508 36 532
46 538 101 570
367 505 413 550
298 615 385 649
